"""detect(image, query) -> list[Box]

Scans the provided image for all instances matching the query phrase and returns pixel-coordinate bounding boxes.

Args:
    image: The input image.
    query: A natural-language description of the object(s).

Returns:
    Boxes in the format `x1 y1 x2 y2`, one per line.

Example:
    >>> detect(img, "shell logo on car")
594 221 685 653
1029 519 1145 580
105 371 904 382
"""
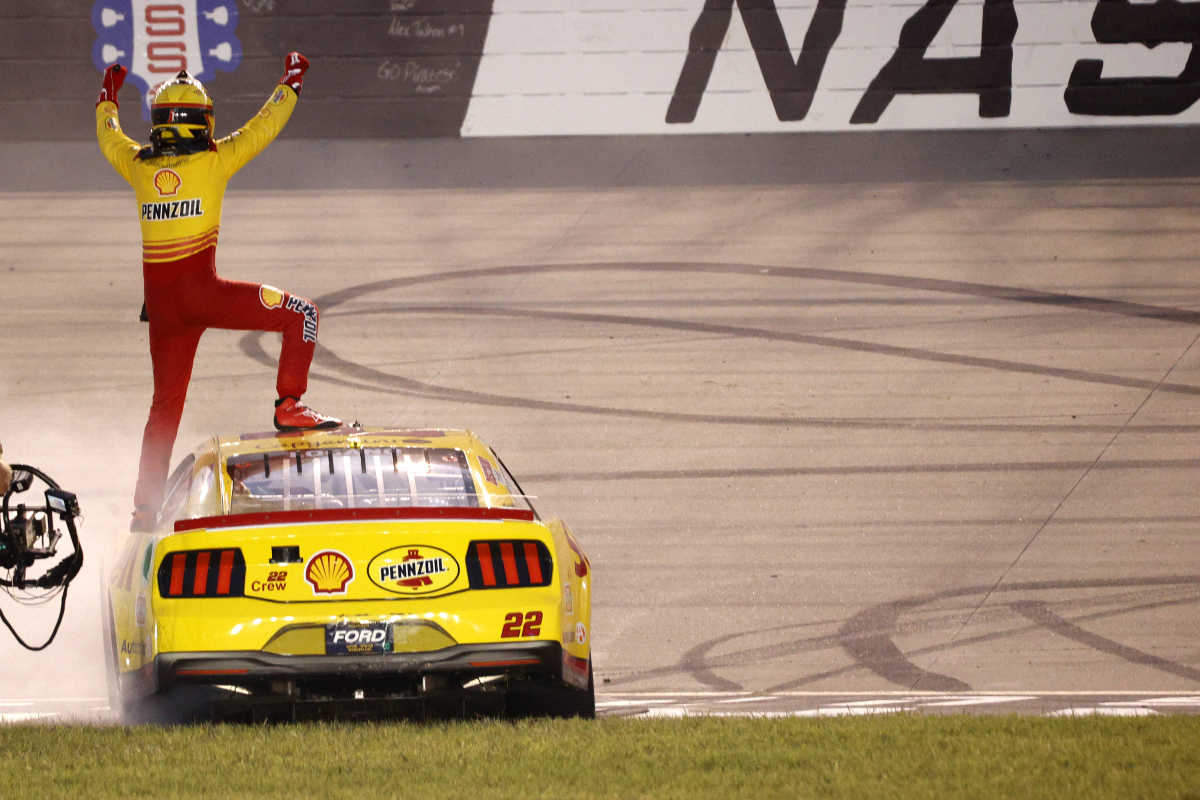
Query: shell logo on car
369 545 460 595
305 550 354 595
153 168 182 197
259 285 284 309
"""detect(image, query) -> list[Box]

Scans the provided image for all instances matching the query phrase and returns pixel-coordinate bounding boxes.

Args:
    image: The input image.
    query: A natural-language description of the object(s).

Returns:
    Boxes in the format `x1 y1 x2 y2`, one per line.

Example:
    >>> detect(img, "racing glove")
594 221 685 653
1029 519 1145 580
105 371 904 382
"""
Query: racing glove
97 63 127 107
279 52 310 95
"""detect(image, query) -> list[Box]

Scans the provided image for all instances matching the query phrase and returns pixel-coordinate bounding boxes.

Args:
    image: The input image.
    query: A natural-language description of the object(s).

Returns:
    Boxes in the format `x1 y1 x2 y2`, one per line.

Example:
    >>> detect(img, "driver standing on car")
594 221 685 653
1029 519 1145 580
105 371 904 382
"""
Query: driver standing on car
96 54 341 532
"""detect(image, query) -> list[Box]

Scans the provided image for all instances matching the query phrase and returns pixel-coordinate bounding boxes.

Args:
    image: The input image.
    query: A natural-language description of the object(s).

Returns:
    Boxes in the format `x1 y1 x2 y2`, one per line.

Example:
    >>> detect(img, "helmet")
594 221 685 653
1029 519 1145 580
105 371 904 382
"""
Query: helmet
148 71 214 156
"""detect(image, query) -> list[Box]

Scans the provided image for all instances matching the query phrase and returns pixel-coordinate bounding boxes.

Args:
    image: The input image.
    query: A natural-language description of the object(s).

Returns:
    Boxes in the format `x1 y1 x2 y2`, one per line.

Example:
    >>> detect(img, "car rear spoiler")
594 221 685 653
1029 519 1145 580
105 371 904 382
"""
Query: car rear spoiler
174 507 536 532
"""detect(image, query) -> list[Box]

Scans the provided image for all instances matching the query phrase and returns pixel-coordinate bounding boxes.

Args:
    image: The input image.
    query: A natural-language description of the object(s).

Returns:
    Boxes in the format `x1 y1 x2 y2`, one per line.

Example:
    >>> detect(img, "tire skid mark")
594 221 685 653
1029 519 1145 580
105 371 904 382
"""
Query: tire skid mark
240 262 1200 432
606 577 1200 692
1010 600 1200 683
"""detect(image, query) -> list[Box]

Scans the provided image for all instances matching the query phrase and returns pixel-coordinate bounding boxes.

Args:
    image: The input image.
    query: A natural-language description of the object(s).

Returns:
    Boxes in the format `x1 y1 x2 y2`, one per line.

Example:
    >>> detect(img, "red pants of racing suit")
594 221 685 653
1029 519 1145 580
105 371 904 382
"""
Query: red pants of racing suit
134 246 319 512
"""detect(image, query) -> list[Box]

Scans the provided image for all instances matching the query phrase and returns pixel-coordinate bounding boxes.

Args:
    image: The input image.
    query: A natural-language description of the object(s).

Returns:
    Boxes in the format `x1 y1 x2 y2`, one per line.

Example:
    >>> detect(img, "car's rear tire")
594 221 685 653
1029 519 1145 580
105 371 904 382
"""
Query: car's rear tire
123 686 223 726
101 595 122 721
505 660 595 719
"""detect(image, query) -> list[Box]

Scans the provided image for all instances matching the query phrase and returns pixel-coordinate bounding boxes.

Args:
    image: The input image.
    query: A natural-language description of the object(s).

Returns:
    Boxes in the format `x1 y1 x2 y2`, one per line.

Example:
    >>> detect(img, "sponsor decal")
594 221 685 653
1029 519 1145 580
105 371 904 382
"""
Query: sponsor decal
575 622 587 645
563 584 573 614
305 550 354 595
105 116 120 131
120 639 147 656
564 528 589 578
134 593 147 626
250 569 287 593
140 198 204 221
259 285 284 310
563 630 572 645
153 168 181 197
91 0 243 120
368 545 459 596
478 456 500 485
326 621 392 655
285 295 319 344
257 107 271 119
270 86 288 104
501 610 543 638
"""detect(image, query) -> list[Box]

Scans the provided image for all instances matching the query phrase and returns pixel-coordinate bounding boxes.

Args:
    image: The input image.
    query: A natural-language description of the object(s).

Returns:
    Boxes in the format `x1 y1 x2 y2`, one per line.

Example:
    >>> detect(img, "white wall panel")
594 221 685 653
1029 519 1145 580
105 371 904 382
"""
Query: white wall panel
463 0 1200 136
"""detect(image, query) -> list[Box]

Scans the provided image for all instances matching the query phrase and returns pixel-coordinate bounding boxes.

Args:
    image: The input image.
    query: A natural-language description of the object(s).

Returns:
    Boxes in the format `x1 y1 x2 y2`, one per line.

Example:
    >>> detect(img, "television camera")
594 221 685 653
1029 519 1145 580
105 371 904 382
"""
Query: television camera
0 465 83 650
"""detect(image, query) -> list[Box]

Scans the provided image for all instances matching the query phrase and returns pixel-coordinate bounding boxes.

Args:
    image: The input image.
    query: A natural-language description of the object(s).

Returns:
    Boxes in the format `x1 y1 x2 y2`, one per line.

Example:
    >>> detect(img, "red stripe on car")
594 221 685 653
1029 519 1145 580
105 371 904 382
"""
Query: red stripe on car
175 506 534 532
168 553 187 596
192 551 211 595
477 543 497 587
216 550 234 595
468 659 541 668
523 542 543 584
499 542 519 586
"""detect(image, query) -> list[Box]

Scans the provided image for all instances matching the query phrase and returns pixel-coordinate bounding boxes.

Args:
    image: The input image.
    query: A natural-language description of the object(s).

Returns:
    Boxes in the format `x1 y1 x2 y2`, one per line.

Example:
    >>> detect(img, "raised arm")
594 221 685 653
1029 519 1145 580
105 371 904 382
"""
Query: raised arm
95 64 139 186
217 53 309 177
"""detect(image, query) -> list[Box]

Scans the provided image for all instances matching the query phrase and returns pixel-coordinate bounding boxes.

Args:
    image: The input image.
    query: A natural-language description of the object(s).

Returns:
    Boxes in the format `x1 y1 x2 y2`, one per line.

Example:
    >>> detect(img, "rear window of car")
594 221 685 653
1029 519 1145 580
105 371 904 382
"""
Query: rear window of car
226 447 485 513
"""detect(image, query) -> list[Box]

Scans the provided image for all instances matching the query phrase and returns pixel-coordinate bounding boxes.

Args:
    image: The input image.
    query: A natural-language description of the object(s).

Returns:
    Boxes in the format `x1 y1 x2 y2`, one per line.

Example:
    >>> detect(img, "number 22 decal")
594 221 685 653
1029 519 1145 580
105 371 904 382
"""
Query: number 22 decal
501 611 543 638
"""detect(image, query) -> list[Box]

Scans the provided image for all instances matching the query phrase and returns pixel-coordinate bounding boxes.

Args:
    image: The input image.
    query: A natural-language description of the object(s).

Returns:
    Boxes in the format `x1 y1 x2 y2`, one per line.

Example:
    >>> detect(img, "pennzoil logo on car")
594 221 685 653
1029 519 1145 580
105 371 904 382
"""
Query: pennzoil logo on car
369 545 460 596
305 550 354 595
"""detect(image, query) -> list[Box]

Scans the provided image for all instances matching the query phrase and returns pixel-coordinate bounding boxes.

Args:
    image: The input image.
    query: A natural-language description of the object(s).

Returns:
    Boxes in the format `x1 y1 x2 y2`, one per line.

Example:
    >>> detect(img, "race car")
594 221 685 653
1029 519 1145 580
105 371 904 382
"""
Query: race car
104 427 593 722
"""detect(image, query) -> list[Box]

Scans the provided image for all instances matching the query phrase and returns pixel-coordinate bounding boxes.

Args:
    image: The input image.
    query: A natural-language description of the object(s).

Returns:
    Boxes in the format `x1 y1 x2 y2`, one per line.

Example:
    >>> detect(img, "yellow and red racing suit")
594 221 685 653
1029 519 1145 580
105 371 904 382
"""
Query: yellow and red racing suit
96 84 296 263
97 83 322 516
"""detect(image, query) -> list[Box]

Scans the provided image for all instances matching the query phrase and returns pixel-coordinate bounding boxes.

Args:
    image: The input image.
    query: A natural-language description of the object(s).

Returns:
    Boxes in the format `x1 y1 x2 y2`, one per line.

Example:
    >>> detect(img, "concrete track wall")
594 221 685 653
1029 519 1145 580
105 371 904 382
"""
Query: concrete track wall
6 0 1200 142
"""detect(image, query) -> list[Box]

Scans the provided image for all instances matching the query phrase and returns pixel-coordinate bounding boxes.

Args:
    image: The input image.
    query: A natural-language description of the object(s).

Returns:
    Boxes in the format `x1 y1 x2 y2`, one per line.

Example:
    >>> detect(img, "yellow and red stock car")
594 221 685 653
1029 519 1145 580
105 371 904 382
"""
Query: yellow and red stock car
104 428 593 722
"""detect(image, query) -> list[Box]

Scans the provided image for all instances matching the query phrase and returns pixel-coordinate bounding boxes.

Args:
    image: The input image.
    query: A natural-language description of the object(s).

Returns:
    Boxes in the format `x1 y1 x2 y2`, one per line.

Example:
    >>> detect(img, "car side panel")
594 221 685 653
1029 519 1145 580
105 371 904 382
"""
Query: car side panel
545 517 592 687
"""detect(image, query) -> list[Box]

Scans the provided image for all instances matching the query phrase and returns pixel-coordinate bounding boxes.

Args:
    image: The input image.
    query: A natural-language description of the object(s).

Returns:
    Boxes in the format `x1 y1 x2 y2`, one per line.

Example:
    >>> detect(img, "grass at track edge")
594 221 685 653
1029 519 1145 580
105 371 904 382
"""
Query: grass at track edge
2 715 1199 799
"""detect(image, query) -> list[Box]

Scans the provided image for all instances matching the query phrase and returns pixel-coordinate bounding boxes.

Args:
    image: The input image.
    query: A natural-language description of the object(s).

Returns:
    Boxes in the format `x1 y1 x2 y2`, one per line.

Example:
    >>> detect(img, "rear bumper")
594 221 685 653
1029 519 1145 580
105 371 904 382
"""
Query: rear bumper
154 640 564 692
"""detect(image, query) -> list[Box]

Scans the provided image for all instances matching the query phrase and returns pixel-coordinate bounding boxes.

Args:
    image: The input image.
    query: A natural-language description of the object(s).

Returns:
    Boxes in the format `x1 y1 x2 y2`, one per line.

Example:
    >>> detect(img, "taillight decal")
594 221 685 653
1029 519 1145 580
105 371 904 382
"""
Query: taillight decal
192 551 211 595
523 542 543 584
217 549 235 595
169 553 186 597
476 542 497 587
158 549 246 598
498 542 520 585
466 540 553 589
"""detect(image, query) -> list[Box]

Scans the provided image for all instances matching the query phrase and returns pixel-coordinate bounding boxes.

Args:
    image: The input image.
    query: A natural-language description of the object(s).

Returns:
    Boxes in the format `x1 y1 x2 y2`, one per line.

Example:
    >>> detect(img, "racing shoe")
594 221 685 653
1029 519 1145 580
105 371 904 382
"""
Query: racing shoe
274 396 342 432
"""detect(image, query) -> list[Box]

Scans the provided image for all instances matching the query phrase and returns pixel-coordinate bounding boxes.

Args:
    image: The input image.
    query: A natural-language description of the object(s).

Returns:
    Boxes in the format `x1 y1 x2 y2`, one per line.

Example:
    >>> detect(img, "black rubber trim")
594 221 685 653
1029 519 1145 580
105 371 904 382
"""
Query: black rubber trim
156 641 562 691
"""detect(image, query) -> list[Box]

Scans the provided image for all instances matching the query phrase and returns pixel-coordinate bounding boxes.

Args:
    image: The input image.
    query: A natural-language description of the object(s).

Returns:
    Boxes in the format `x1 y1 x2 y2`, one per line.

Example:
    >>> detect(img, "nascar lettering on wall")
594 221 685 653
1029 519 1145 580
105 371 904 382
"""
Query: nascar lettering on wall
463 0 1200 136
91 0 243 120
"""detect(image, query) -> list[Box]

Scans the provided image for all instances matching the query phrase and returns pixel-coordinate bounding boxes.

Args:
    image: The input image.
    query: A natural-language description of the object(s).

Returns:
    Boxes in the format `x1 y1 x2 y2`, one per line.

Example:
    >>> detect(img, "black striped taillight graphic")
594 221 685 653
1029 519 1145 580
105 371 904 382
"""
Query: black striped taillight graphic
466 540 553 589
157 549 246 598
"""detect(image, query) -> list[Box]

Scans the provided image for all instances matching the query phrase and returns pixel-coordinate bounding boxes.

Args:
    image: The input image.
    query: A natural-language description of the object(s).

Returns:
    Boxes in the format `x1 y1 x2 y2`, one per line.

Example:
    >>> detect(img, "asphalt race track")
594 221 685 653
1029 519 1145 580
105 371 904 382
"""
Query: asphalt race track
1 129 1199 719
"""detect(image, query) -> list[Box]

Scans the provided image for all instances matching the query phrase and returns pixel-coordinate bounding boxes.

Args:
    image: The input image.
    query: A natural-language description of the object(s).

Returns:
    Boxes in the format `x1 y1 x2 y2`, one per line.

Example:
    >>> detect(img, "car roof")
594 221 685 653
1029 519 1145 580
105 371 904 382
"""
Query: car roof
214 428 492 460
